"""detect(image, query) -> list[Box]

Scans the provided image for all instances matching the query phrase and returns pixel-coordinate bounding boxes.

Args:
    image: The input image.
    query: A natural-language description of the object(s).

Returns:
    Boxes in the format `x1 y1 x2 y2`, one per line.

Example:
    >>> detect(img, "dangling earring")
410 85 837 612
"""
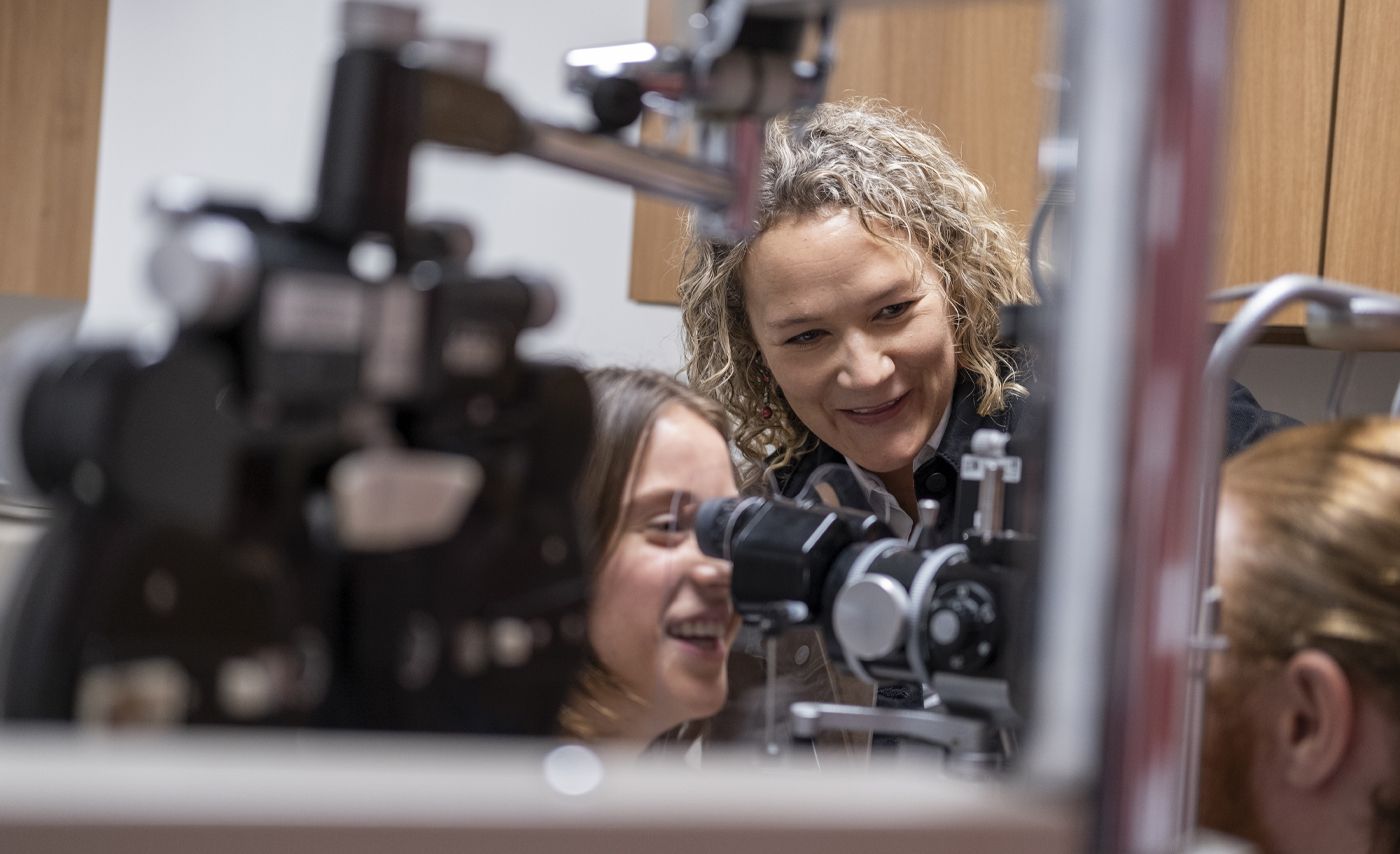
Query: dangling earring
755 365 774 420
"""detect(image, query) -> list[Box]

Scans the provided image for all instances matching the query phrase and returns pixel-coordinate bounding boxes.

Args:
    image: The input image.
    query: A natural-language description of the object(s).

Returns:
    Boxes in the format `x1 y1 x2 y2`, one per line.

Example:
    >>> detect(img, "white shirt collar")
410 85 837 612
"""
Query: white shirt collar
842 402 952 538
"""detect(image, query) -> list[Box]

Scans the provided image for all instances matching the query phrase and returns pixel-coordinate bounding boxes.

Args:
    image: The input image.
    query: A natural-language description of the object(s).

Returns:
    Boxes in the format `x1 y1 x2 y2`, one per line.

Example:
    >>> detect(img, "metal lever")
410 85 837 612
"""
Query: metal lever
743 601 809 759
789 702 1004 769
909 498 941 549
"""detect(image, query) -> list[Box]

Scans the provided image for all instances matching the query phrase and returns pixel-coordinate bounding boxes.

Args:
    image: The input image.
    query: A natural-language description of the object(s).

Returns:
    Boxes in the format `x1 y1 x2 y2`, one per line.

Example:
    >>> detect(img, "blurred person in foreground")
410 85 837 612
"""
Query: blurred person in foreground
1202 417 1400 854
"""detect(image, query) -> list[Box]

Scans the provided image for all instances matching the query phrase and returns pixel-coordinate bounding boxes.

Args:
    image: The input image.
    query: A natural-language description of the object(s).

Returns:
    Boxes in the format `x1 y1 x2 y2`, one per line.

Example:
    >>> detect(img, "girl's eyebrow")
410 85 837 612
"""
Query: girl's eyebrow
624 489 695 520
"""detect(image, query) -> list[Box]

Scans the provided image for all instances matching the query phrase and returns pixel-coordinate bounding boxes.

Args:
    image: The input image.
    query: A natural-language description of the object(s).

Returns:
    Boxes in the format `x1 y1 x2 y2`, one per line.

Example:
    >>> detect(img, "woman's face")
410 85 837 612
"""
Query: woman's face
588 403 742 732
742 209 959 476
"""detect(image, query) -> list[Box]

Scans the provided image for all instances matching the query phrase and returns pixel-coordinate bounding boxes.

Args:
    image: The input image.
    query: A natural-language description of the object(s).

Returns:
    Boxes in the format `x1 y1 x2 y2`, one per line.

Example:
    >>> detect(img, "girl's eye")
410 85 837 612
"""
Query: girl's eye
645 516 678 533
784 329 826 346
643 517 688 545
876 300 914 320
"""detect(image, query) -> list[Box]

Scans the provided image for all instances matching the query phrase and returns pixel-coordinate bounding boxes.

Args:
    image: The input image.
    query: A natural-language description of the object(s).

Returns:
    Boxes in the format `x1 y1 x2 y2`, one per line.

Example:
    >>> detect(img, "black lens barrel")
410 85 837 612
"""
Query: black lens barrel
696 497 891 616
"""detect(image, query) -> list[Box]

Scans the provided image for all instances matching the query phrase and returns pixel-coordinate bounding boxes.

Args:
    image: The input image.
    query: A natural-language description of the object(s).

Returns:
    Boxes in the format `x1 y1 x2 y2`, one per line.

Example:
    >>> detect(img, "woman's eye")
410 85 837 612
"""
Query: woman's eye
784 329 826 346
642 517 689 544
876 301 914 321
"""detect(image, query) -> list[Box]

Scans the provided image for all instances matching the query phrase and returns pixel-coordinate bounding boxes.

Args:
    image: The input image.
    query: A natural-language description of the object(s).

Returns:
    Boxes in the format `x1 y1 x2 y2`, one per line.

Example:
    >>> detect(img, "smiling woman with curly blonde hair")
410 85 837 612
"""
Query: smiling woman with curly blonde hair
679 99 1033 534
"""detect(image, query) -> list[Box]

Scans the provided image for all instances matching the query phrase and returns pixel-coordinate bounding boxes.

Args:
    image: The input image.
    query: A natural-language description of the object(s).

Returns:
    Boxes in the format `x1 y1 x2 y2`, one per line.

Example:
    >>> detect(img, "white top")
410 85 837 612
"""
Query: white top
843 403 952 538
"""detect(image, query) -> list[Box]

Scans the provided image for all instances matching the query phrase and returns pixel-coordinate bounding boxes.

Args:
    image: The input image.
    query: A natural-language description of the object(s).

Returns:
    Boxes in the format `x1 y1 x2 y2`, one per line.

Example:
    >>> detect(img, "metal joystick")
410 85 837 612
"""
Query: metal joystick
909 498 941 549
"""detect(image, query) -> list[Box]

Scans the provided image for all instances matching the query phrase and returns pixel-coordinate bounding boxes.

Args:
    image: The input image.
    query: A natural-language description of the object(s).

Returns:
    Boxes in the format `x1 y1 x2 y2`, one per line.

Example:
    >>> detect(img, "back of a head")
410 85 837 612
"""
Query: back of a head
1221 417 1400 681
1220 417 1400 849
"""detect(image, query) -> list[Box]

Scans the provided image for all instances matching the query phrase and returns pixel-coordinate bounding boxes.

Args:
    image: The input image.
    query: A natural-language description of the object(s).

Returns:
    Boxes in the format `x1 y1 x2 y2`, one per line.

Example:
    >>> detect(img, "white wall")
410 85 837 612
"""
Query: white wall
1236 345 1400 423
87 0 685 372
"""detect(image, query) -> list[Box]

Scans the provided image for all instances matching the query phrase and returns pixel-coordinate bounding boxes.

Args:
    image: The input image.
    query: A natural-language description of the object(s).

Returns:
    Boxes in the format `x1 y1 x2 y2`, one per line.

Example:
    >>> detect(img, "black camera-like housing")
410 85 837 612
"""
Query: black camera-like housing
696 481 1037 727
0 15 591 736
695 497 890 614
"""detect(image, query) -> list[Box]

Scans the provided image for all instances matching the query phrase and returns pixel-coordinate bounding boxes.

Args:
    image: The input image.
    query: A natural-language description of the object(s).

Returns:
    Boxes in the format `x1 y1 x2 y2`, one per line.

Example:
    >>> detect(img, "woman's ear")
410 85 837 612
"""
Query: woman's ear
1274 650 1355 790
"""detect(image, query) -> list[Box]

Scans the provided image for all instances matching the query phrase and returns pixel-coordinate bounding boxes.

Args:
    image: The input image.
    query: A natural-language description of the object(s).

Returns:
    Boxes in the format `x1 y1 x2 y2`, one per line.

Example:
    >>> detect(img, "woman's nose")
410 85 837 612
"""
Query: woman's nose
836 333 895 389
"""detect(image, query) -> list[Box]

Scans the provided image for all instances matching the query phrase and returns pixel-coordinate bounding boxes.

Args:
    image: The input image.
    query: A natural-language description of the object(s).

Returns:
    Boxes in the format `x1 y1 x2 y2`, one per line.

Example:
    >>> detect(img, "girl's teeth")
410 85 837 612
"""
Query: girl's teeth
671 621 724 639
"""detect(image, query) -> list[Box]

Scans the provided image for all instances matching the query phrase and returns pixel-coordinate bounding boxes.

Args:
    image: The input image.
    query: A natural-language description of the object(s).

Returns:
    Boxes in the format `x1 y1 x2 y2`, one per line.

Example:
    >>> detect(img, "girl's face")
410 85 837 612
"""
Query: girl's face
587 403 742 733
743 209 958 476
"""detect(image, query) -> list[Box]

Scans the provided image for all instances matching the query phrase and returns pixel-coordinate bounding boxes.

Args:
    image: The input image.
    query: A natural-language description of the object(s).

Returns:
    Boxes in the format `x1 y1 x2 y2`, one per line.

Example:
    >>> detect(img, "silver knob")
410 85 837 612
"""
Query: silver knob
832 574 910 661
970 428 1010 457
148 215 259 327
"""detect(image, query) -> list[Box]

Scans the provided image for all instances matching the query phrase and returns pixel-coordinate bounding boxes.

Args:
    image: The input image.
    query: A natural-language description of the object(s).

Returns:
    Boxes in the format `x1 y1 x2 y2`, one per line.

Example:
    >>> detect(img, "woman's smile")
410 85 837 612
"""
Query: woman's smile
838 390 912 425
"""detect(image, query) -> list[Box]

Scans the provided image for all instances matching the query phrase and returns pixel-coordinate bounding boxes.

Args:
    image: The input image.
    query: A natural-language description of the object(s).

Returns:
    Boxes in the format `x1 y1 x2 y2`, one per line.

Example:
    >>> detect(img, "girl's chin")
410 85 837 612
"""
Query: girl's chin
687 691 727 722
664 677 728 721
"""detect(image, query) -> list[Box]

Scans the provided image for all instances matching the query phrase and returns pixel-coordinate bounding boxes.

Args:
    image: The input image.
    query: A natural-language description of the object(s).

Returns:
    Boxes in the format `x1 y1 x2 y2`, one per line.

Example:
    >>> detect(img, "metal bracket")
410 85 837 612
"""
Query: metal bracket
788 701 1003 767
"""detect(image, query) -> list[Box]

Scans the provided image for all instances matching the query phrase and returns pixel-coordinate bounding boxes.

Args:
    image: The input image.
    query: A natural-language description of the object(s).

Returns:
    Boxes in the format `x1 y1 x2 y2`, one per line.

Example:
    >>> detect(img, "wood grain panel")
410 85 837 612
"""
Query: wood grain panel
0 0 108 299
827 0 1051 233
1211 0 1340 327
1321 0 1400 297
629 1 1053 305
628 0 692 304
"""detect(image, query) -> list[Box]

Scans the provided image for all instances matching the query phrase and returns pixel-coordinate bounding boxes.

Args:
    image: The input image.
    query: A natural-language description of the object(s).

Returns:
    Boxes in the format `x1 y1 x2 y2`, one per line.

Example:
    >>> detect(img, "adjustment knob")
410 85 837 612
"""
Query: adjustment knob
832 574 909 661
928 605 967 648
149 216 259 328
925 579 997 673
590 77 644 133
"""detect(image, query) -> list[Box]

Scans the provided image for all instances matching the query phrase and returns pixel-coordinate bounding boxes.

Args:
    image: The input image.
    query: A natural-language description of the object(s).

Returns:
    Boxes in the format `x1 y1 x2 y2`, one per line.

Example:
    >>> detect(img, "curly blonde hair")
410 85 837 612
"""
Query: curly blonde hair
679 99 1033 487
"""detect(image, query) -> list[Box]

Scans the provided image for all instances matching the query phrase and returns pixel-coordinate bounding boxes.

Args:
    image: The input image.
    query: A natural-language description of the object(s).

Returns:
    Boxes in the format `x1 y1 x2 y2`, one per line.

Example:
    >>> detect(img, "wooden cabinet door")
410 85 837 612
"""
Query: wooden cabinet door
1214 0 1342 327
0 0 107 300
1321 0 1400 297
629 0 692 305
825 0 1052 236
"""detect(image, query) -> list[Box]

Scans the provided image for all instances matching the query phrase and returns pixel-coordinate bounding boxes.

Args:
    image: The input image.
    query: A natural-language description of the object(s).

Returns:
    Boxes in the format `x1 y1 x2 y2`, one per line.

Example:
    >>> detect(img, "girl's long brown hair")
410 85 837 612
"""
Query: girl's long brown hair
557 367 730 741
